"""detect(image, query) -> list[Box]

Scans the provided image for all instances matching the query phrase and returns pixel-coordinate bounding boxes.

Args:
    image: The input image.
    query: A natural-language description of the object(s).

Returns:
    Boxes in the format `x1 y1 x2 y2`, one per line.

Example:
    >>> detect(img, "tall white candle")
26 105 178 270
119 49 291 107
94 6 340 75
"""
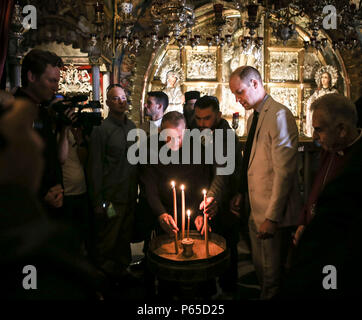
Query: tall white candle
171 181 177 225
187 209 191 239
181 184 185 240
202 189 209 256
171 181 178 254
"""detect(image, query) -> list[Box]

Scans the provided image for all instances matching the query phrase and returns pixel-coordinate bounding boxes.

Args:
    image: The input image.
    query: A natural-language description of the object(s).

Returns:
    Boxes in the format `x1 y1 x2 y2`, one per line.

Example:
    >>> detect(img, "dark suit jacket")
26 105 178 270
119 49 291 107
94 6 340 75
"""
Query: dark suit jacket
280 137 362 298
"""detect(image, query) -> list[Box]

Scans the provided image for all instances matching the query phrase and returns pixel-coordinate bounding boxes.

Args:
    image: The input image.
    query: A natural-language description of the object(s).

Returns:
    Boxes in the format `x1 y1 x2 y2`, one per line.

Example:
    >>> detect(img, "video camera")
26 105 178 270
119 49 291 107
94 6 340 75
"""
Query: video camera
52 94 102 135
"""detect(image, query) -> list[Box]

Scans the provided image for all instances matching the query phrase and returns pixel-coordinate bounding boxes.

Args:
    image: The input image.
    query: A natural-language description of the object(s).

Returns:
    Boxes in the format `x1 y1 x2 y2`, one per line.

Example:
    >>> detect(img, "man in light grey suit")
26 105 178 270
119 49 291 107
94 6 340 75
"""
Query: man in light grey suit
229 66 301 299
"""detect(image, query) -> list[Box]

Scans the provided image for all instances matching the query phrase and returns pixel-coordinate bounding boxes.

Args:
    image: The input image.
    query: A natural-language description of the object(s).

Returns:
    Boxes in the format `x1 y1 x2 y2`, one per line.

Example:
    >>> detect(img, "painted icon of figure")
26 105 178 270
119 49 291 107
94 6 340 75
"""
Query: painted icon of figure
305 66 339 137
162 70 184 114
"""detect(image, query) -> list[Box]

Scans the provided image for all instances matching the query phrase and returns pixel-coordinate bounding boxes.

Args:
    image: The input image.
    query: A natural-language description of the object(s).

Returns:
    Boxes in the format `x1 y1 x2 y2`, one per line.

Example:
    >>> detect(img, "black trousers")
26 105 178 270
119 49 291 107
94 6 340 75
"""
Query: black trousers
62 193 91 254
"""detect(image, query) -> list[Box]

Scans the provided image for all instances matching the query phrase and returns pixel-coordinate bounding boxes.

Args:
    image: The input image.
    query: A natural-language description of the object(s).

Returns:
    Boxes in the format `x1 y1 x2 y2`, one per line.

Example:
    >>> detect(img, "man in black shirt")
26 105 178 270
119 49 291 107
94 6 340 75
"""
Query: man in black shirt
139 111 216 299
140 111 213 235
193 95 243 294
183 90 200 128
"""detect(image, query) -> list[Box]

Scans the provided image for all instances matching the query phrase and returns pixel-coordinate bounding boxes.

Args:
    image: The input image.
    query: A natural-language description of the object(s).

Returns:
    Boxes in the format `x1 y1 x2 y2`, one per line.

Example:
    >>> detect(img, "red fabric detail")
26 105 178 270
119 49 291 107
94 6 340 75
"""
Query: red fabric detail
0 0 14 81
299 150 351 226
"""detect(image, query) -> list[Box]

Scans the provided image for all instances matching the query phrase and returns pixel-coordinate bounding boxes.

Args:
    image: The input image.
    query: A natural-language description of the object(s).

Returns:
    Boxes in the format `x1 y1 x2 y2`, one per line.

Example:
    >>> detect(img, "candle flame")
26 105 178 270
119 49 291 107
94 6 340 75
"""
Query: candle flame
171 181 175 188
187 209 191 217
202 189 207 195
181 184 185 190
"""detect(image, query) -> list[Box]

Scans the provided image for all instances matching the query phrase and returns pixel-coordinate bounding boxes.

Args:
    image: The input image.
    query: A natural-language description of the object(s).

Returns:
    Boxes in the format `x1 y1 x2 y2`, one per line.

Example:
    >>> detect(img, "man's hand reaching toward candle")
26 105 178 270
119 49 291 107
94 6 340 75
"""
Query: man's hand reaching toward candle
194 215 212 236
199 196 218 219
158 213 179 235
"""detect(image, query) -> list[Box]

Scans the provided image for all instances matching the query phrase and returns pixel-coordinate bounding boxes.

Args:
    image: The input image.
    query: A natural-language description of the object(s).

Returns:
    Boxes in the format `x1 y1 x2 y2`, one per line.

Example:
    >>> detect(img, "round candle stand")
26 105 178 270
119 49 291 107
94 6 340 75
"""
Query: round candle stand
147 231 230 299
181 238 194 257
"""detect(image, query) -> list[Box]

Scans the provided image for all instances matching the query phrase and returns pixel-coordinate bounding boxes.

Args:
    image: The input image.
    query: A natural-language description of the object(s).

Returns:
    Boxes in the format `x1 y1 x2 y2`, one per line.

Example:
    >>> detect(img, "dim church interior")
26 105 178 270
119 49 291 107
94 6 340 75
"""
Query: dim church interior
2 0 362 300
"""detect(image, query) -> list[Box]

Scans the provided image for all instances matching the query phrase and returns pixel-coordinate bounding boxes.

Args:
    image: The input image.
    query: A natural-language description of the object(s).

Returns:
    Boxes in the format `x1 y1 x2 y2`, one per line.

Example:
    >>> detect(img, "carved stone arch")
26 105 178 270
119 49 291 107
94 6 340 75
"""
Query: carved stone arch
21 16 92 55
134 2 352 136
134 4 261 135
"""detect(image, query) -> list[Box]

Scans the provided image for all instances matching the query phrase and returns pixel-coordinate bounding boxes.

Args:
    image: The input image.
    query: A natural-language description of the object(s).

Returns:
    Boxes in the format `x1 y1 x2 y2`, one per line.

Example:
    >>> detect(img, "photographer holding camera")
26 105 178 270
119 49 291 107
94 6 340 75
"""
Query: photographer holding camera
55 95 103 257
13 49 69 216
57 105 90 253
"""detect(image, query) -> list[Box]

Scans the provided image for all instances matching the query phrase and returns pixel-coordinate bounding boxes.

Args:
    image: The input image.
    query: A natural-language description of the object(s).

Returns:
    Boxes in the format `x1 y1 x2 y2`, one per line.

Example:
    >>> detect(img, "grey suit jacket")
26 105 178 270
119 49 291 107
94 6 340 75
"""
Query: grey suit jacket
247 95 302 229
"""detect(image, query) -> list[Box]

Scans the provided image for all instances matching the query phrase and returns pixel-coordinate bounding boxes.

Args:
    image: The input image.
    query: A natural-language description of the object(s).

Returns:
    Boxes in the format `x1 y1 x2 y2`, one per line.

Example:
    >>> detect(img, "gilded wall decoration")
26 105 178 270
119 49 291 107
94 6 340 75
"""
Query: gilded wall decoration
152 50 184 113
222 46 233 83
270 52 299 82
58 64 92 95
303 88 312 103
301 87 312 135
224 43 263 82
120 53 137 96
186 50 217 80
303 52 322 81
230 44 263 74
192 21 218 44
192 17 238 46
186 86 216 98
58 64 104 109
222 86 253 136
160 66 185 114
269 87 299 116
154 50 181 79
149 84 163 92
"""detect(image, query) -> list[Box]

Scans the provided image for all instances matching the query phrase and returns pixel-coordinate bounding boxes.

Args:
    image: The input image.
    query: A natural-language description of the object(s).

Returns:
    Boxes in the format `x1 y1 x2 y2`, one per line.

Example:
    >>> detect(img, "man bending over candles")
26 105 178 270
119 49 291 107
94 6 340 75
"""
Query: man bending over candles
139 111 216 298
139 111 213 236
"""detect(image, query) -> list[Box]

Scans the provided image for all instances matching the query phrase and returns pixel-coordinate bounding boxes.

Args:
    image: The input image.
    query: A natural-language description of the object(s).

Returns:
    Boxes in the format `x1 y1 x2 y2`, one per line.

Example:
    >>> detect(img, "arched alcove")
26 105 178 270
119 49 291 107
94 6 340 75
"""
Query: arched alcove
136 3 349 137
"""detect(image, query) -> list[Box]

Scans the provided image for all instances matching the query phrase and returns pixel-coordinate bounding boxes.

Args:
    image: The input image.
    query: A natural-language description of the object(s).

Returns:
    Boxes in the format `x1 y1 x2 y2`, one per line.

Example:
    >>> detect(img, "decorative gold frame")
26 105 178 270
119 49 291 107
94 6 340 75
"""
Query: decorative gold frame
142 9 349 137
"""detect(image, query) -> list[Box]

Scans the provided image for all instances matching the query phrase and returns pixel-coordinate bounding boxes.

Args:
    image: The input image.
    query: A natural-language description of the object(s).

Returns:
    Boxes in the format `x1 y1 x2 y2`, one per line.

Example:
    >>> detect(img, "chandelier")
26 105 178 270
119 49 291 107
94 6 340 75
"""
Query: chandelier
268 0 361 50
266 3 300 44
299 0 361 50
116 1 231 51
143 0 199 49
114 1 141 54
150 0 194 37
233 1 264 50
91 0 361 59
88 1 140 58
233 0 361 50
87 2 107 61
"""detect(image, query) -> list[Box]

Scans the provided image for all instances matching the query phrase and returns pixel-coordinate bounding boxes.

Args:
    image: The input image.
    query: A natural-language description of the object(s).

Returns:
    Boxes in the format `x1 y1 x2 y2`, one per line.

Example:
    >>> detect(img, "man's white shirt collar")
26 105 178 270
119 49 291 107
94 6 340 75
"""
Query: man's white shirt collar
150 118 162 128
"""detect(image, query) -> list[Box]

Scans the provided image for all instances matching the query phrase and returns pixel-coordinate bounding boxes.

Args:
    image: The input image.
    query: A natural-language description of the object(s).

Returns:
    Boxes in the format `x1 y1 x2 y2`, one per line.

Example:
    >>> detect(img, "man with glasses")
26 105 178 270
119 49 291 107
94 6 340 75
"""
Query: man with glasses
88 84 138 284
281 94 362 298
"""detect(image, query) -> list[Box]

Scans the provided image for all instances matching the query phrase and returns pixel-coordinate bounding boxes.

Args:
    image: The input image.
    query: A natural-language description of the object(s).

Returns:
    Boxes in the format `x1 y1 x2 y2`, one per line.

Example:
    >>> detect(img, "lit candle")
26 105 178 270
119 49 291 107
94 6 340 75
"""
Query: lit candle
202 189 209 257
187 210 191 239
181 184 185 240
171 181 178 254
171 181 177 225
